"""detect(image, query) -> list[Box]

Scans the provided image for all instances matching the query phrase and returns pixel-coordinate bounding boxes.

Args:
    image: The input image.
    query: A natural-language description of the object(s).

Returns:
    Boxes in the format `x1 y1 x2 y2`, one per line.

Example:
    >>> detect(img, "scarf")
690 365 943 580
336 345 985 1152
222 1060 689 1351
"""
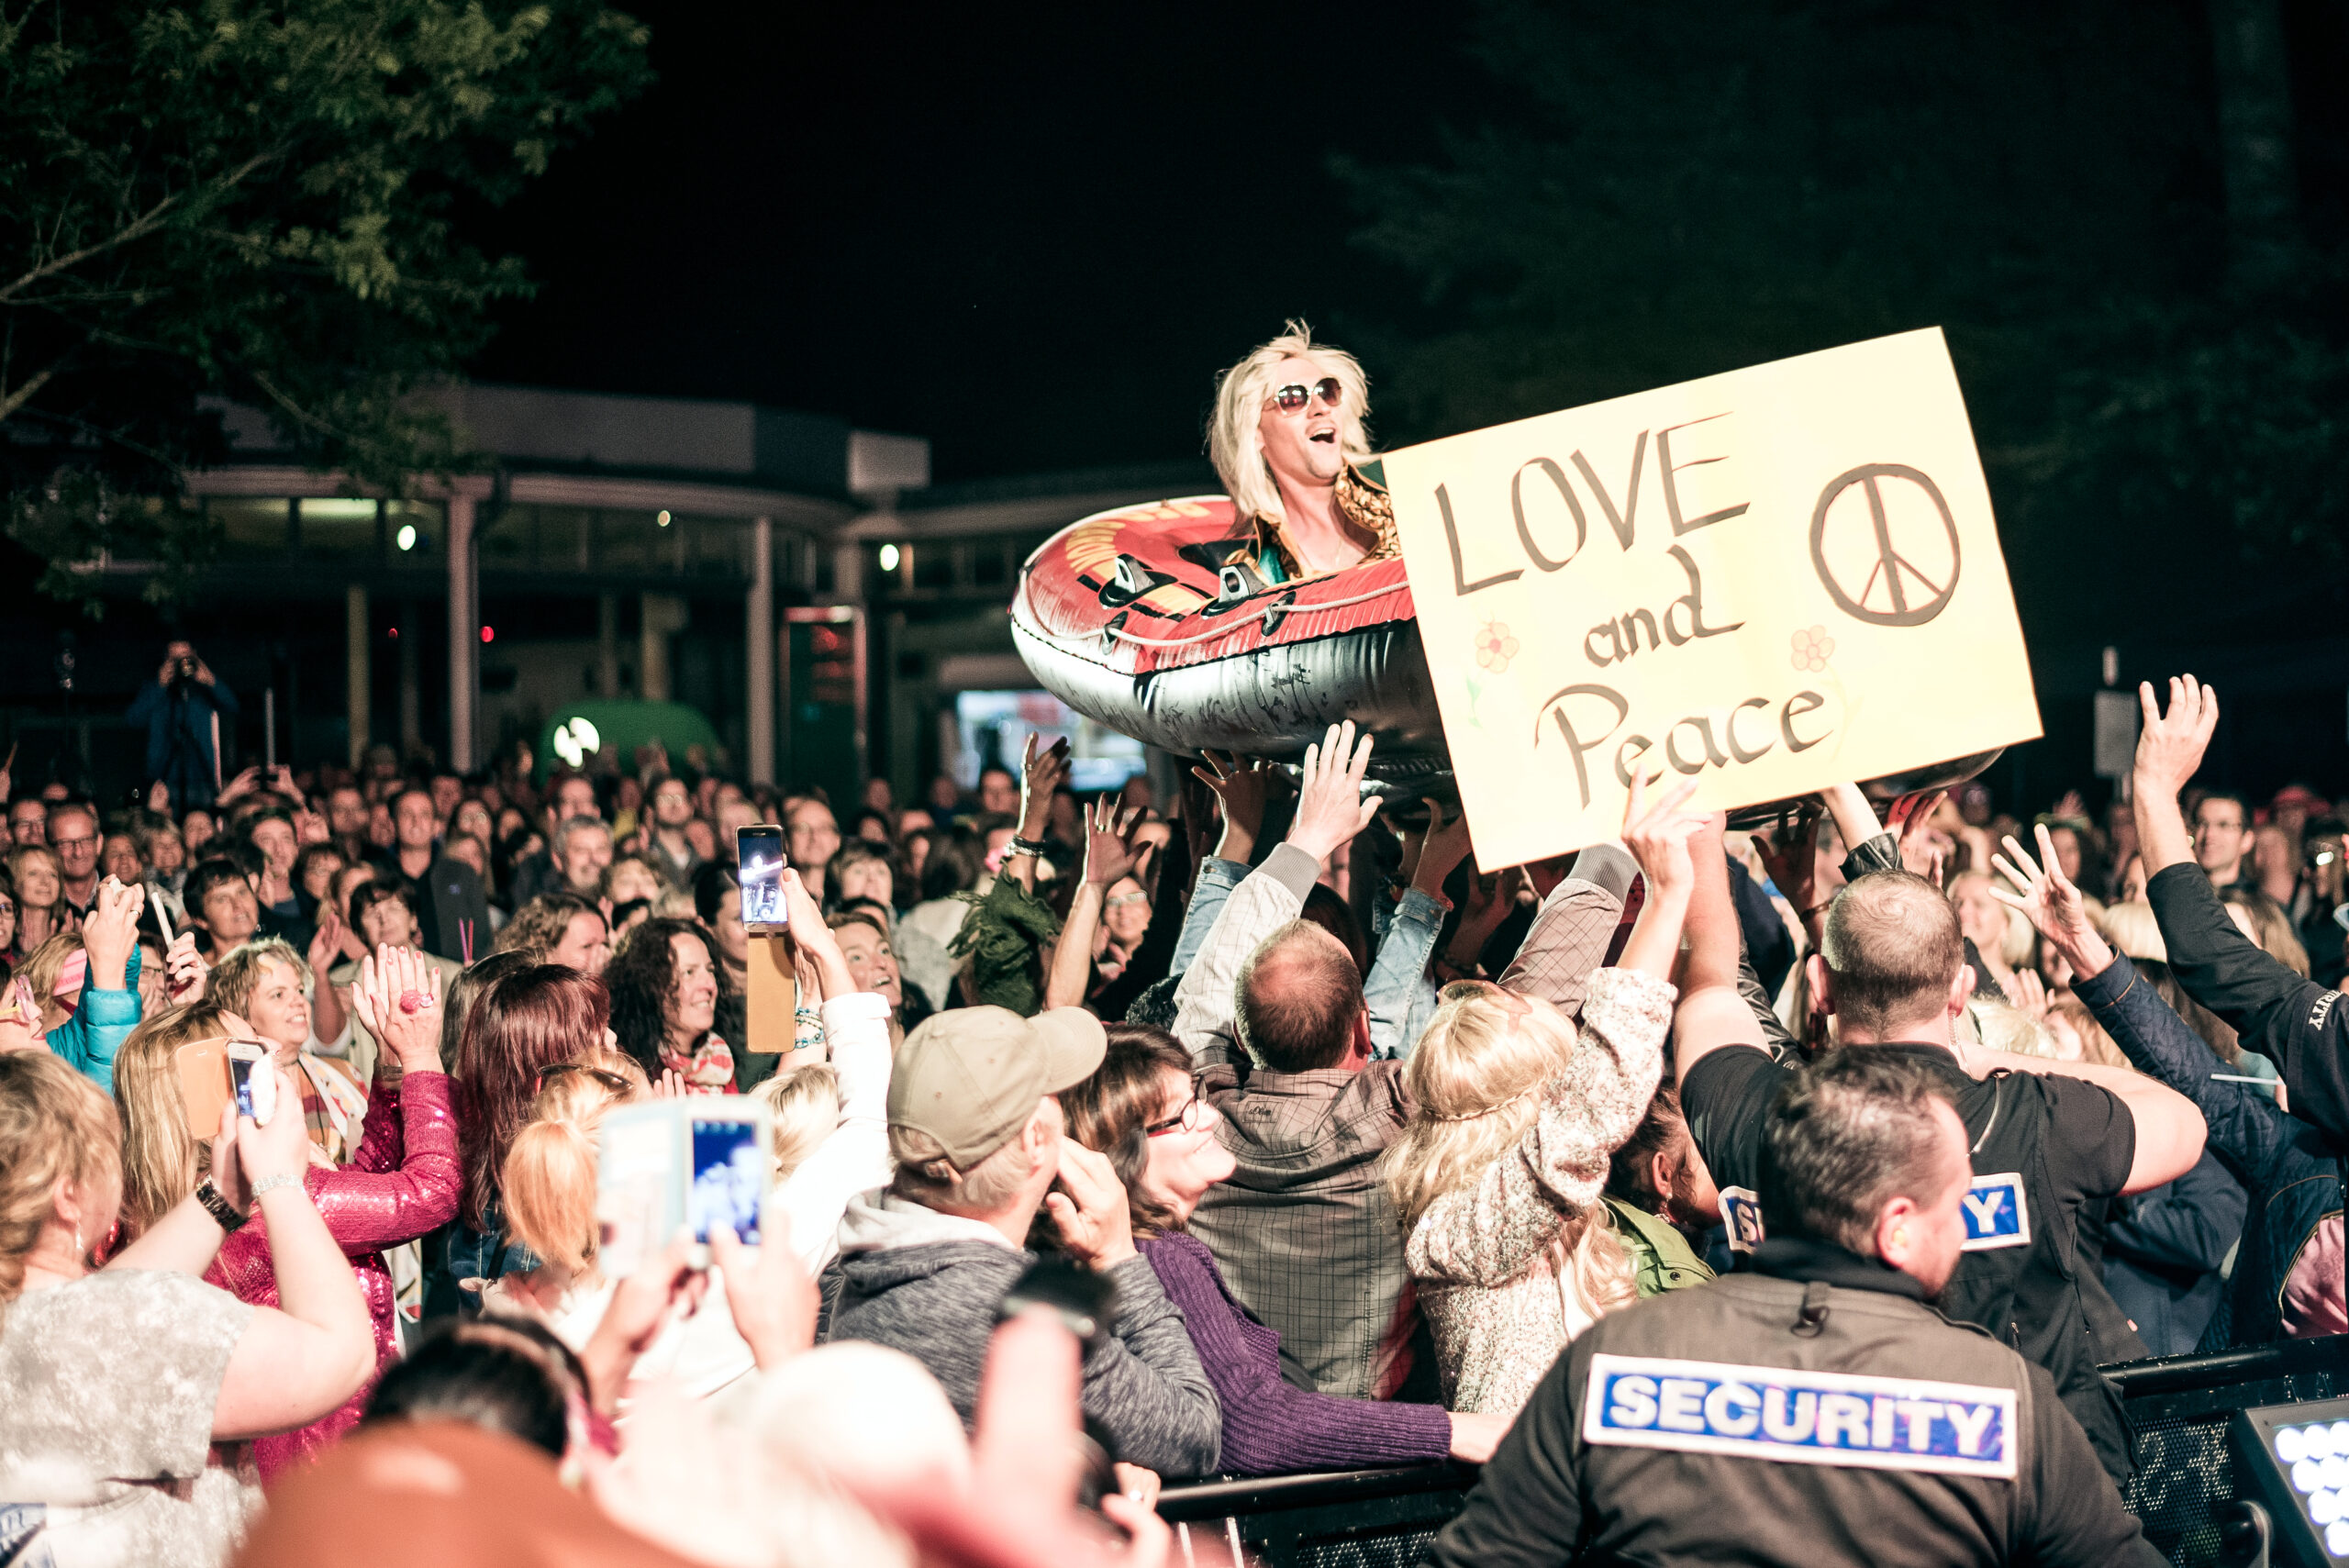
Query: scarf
659 1032 737 1093
295 1051 370 1162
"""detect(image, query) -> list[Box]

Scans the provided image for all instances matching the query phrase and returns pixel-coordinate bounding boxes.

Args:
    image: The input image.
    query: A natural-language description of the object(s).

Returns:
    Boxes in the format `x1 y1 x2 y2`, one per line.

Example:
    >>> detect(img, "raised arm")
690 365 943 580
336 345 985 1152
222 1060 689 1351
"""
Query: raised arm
1172 722 1377 1062
1363 800 1470 1057
1985 825 2206 1195
1045 799 1140 1010
211 1064 377 1438
1669 811 1771 1085
999 733 1069 895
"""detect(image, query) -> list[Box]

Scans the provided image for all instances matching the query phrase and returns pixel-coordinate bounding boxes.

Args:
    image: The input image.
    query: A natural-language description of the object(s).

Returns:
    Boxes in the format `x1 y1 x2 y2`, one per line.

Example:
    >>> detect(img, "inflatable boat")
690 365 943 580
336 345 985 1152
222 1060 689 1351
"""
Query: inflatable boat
1009 494 1452 784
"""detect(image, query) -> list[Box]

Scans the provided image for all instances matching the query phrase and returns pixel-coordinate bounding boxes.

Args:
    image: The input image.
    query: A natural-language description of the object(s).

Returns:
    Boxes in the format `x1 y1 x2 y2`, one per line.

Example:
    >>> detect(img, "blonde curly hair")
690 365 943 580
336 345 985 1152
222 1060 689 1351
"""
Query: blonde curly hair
1386 983 1634 1319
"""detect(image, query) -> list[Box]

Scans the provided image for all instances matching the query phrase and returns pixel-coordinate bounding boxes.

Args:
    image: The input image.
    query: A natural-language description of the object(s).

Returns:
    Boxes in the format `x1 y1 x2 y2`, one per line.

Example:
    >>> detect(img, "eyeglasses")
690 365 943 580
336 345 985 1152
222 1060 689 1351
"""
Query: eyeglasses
48 836 95 852
1144 1077 1210 1138
1105 892 1150 909
1268 377 1342 415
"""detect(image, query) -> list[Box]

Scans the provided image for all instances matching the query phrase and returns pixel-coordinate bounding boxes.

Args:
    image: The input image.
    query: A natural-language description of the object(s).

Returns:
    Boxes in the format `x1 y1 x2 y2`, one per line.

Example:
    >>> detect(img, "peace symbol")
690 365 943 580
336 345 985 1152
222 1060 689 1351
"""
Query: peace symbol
1807 462 1961 628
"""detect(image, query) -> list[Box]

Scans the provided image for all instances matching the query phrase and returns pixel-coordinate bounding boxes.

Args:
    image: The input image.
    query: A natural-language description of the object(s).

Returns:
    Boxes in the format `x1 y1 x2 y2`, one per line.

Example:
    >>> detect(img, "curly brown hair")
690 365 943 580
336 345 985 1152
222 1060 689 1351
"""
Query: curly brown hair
1043 1022 1191 1242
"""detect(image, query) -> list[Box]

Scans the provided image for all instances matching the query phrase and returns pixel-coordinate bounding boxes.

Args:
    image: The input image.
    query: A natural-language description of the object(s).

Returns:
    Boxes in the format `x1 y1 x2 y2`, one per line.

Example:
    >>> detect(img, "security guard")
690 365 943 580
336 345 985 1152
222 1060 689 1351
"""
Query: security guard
1679 862 2207 1482
1425 1051 2162 1568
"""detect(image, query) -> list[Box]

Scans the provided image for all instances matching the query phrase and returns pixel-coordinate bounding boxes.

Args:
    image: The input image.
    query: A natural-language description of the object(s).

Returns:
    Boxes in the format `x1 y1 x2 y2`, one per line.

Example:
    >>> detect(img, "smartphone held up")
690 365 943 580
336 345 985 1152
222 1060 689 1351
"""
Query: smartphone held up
737 823 788 933
596 1097 774 1276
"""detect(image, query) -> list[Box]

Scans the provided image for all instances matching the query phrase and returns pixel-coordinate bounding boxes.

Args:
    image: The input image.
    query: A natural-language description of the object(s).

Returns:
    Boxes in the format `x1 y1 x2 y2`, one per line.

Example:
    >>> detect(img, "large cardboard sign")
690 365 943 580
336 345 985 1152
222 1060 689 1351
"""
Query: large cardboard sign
1382 328 2040 868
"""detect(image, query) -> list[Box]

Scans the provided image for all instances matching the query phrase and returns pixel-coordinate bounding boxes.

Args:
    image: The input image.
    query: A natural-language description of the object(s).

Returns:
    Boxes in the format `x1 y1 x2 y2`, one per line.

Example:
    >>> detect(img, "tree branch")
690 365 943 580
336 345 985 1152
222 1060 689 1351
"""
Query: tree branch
0 150 282 306
0 352 71 424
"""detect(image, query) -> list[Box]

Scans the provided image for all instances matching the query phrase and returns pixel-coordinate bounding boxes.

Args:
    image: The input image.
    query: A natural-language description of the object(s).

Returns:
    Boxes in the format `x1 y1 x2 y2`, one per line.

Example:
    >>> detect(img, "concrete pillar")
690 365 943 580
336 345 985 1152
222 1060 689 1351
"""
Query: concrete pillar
746 517 775 785
597 592 621 697
640 593 686 703
831 540 864 606
397 598 421 756
446 494 477 771
345 584 370 767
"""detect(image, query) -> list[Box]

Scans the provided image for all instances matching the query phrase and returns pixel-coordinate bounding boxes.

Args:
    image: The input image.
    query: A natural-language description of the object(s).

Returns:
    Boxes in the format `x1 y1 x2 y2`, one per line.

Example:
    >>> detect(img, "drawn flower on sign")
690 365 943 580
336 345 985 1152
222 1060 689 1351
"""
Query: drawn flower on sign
1475 619 1520 673
1790 626 1837 673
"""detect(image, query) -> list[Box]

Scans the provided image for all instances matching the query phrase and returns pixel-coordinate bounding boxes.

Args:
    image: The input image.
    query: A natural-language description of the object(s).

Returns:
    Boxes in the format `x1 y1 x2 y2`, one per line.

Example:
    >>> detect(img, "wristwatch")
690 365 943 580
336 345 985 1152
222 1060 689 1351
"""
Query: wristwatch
194 1175 247 1233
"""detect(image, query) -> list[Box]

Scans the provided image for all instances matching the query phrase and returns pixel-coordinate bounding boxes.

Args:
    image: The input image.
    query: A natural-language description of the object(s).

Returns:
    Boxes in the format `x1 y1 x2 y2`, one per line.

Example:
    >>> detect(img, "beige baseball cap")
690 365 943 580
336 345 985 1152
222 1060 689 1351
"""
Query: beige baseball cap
886 1005 1108 1170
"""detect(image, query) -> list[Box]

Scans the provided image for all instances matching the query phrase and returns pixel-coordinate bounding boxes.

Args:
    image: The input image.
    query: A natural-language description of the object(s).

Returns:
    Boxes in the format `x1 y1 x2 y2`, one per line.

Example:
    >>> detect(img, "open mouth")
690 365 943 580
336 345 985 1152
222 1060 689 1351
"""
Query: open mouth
1309 429 1336 444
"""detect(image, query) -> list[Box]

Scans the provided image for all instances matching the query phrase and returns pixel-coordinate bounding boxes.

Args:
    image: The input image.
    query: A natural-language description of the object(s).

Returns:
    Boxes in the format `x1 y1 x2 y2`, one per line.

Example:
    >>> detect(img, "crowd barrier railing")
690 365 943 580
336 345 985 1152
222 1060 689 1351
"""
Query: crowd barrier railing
1154 1333 2349 1568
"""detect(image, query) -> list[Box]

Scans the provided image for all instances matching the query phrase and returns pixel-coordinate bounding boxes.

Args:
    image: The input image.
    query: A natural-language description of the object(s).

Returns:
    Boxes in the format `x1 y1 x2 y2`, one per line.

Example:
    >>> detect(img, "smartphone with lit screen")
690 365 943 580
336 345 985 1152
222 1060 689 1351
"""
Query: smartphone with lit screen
737 823 787 934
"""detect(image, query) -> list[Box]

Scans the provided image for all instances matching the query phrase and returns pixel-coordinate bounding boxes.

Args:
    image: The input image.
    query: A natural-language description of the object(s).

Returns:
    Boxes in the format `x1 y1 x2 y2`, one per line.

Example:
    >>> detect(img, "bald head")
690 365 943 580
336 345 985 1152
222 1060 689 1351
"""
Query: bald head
1818 871 1966 1040
1236 920 1365 1073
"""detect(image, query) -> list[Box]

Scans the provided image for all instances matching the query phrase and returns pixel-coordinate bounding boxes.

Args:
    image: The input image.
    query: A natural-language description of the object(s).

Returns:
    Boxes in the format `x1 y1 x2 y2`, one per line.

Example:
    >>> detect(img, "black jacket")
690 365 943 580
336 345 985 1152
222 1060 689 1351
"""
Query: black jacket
1426 1237 2162 1568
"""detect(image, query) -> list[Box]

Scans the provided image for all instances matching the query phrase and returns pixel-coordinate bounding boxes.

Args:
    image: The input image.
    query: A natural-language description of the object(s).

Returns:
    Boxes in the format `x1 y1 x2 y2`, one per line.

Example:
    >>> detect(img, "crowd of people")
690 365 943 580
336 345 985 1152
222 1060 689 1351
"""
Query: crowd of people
4 639 2348 1566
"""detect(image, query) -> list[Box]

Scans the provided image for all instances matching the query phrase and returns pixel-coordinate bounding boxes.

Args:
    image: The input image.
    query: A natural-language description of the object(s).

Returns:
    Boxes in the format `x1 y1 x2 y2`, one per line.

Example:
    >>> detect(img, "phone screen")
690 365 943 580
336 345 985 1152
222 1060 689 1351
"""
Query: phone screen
737 824 787 931
687 1118 765 1245
229 1054 261 1120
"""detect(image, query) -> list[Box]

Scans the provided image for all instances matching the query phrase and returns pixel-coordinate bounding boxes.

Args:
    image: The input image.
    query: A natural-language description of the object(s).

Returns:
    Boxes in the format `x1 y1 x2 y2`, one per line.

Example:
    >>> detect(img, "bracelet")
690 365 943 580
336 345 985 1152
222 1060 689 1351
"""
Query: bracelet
1009 836 1052 859
194 1176 247 1233
250 1173 304 1200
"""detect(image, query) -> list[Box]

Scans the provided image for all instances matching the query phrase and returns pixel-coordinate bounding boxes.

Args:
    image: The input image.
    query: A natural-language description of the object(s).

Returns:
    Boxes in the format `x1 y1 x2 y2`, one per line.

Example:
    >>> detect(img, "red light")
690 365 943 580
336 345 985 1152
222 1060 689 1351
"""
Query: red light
387 628 398 639
480 626 495 644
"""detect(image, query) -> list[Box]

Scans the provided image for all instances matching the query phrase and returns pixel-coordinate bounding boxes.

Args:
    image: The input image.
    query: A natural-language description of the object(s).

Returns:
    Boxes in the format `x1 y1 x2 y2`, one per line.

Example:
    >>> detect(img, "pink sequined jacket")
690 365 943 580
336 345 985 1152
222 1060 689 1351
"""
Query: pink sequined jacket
204 1070 460 1477
1403 968 1674 1416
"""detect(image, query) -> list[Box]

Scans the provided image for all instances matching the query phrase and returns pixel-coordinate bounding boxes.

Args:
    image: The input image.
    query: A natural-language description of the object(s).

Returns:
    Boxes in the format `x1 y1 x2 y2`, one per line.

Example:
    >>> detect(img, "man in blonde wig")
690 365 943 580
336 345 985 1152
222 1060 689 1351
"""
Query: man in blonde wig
1208 320 1397 584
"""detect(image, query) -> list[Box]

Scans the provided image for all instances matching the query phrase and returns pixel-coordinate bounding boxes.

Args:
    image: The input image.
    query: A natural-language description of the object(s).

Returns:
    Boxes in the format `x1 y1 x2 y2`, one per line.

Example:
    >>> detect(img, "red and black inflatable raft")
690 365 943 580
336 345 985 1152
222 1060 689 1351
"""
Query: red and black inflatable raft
1009 495 1449 781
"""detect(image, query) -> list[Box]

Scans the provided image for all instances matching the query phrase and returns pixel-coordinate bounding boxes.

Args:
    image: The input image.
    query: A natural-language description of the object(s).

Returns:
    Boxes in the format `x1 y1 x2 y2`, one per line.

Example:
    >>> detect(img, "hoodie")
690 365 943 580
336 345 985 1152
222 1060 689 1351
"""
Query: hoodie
828 1190 1222 1478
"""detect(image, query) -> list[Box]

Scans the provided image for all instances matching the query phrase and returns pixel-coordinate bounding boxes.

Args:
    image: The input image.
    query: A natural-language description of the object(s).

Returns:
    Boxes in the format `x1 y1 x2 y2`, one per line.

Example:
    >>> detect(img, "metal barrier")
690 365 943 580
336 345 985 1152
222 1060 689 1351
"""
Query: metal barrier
1156 1334 2349 1568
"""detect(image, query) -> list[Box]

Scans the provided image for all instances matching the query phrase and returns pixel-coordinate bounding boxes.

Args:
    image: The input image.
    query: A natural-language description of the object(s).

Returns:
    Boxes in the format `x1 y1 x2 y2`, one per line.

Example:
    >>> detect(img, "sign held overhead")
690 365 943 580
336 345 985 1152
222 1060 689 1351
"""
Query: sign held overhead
1382 328 2042 869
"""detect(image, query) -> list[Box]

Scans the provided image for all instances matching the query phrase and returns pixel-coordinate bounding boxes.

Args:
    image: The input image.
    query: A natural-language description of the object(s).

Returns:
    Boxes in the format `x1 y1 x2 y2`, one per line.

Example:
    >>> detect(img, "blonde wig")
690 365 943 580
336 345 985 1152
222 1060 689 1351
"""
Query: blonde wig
0 1050 123 1304
1208 320 1375 528
500 1061 638 1277
112 1002 234 1237
1386 984 1634 1317
751 1062 841 1183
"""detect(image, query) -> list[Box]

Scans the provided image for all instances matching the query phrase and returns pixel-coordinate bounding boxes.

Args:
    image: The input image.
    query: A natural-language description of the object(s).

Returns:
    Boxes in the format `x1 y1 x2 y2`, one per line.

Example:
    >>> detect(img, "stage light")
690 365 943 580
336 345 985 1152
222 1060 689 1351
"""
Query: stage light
879 543 901 571
657 509 672 527
395 523 417 551
480 626 495 644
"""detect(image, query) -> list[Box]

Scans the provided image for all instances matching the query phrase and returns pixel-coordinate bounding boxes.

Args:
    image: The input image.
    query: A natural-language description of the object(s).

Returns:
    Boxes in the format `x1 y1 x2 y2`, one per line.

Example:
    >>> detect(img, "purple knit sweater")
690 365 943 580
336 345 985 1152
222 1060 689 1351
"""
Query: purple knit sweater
1140 1232 1453 1474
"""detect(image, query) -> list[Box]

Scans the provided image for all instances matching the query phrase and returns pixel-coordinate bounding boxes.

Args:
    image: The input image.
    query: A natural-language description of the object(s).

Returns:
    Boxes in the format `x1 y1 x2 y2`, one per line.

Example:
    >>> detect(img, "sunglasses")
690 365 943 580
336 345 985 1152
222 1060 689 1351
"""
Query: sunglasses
1269 377 1343 415
535 1062 633 1095
1105 892 1150 910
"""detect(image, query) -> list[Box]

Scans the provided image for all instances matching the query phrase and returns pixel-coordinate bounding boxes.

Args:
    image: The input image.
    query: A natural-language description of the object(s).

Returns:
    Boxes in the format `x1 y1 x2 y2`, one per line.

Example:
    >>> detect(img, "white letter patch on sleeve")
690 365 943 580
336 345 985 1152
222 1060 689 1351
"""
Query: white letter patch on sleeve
1957 1173 2030 1251
1582 1353 2018 1479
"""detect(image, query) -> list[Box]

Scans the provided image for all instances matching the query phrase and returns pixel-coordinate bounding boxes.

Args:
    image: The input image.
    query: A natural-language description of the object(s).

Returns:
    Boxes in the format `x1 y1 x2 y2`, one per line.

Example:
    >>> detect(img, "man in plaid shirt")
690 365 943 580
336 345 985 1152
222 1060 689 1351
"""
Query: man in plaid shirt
1174 722 1642 1399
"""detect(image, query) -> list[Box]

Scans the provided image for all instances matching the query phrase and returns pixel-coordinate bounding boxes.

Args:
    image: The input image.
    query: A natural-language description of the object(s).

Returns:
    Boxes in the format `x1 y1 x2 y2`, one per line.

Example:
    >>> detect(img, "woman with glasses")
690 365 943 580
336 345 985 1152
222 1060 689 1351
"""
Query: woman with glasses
1207 321 1397 584
1052 1023 1512 1475
107 944 458 1478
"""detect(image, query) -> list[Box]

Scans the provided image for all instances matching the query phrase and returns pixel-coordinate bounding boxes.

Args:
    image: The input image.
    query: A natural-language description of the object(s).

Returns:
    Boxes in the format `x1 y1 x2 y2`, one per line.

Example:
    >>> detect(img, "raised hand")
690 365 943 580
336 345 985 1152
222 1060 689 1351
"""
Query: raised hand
1081 799 1141 888
1992 823 2113 981
353 943 444 1073
2008 966 2052 1023
81 877 141 992
2134 675 2220 799
1018 731 1071 840
1189 750 1273 862
1620 773 1708 897
1412 798 1475 896
163 931 208 1004
1285 720 1381 864
708 1217 818 1373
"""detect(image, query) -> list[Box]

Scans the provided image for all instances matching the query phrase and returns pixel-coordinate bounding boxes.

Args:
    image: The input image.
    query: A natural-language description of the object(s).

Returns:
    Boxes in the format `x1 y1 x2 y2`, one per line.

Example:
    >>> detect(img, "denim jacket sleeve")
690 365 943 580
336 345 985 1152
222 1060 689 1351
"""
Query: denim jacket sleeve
2074 951 2294 1193
1365 887 1448 1059
47 943 142 1095
1169 856 1248 975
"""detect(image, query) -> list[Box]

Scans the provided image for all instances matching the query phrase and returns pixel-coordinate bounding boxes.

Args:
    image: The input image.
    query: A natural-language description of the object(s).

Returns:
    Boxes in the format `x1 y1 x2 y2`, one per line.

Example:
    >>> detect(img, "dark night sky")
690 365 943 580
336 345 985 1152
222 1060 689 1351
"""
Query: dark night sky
472 2 1486 483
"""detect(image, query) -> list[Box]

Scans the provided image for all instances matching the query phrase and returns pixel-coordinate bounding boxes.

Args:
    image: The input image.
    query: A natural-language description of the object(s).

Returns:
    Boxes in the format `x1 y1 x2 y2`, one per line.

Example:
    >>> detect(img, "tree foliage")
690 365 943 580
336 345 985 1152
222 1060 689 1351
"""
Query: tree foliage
0 0 651 608
1337 0 2348 630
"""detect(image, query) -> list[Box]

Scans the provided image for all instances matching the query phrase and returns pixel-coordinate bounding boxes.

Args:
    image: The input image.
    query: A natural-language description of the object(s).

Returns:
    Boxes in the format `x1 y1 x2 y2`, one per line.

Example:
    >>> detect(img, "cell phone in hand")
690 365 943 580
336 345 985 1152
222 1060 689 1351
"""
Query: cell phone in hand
596 1098 773 1276
737 823 787 933
226 1040 275 1125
